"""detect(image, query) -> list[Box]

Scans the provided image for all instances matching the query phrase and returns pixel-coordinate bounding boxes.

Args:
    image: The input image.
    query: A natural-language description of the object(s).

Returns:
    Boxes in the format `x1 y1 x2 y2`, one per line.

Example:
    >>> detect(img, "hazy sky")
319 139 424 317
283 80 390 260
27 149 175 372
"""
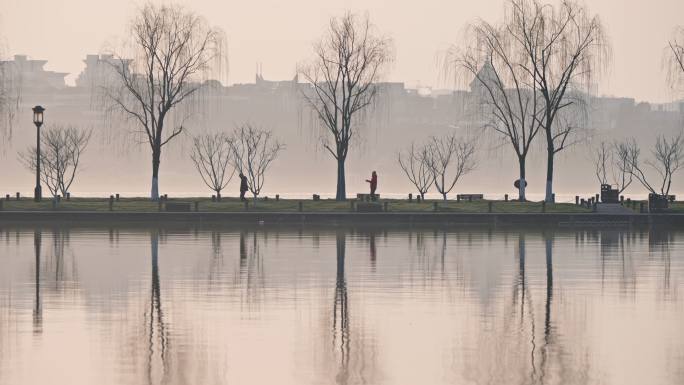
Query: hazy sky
1 0 683 102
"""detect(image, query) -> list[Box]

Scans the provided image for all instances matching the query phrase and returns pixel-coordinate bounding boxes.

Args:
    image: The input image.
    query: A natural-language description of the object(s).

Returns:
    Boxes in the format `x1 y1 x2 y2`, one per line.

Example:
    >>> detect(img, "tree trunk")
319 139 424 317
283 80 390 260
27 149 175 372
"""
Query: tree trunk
518 156 526 202
420 192 425 200
151 146 161 201
336 158 346 201
442 192 447 201
545 146 554 203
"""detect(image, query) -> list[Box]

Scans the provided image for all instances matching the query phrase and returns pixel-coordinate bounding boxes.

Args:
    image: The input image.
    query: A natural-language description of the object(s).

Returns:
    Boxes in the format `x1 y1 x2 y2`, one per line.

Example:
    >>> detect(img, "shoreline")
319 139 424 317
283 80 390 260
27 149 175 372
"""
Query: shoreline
1 211 683 227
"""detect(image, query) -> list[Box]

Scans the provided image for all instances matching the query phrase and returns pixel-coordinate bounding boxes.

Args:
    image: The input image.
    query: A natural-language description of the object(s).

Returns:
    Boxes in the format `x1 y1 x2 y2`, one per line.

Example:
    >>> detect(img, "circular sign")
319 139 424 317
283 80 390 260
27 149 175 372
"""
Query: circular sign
514 179 528 189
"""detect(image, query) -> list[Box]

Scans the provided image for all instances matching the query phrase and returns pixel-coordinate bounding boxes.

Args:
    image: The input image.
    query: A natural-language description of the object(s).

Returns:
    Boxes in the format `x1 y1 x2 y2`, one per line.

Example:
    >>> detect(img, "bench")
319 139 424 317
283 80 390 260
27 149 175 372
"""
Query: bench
457 194 483 201
356 193 380 202
356 202 382 212
165 202 192 212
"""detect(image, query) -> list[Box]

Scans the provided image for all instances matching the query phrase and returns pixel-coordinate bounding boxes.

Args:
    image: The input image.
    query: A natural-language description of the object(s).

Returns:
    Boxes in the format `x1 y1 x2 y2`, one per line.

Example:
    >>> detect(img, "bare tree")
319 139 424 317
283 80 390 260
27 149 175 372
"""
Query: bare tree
19 125 92 198
397 142 433 200
299 12 393 201
425 134 477 201
593 140 634 194
190 133 234 200
507 0 609 202
105 4 224 200
230 124 284 204
625 133 684 197
666 26 684 90
593 141 611 185
451 18 543 201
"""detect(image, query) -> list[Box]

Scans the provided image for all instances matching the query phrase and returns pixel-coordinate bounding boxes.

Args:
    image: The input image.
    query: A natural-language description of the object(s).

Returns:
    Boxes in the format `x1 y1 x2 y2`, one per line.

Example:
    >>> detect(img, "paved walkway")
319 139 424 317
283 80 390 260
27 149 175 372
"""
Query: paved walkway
596 203 634 214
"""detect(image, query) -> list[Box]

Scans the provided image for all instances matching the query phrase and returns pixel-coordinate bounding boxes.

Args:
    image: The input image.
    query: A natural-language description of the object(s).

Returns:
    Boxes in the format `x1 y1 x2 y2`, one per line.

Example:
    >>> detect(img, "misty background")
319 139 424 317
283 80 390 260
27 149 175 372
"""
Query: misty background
0 0 683 200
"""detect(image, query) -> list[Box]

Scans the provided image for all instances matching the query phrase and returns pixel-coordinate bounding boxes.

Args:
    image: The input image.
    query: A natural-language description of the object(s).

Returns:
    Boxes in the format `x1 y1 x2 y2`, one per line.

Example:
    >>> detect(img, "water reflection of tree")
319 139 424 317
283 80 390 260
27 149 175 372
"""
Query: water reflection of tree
146 230 169 385
461 230 591 385
332 232 350 384
649 229 675 299
237 231 265 309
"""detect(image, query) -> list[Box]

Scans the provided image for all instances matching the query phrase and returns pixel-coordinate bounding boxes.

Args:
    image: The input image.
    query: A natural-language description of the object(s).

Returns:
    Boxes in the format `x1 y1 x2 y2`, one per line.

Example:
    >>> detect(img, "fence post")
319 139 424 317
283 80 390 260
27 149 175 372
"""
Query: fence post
575 196 579 205
16 192 20 201
592 202 597 212
595 193 599 203
408 193 412 203
158 200 162 212
116 193 120 201
383 202 388 212
433 202 438 211
109 195 114 211
639 202 645 213
504 194 508 202
194 201 199 212
488 201 493 213
298 201 303 212
276 194 280 202
541 201 546 213
66 192 71 201
350 200 355 211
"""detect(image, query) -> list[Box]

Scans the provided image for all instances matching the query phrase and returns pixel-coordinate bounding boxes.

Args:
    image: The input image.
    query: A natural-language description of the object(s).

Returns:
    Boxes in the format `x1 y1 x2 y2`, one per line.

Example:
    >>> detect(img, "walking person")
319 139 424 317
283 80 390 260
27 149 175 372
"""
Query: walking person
366 171 378 201
239 172 249 201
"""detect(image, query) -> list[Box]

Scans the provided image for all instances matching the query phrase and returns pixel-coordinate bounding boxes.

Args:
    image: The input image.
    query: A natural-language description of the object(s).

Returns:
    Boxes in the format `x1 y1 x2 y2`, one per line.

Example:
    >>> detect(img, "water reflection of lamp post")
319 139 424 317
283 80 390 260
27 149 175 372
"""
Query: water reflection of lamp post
33 230 42 334
32 106 45 202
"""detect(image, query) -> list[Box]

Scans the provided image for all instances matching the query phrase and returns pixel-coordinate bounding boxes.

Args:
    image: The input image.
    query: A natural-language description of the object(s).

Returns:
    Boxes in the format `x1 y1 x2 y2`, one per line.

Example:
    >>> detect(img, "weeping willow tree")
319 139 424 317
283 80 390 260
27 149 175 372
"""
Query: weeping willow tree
106 3 225 200
0 35 21 140
451 16 544 201
507 0 610 202
666 27 684 92
299 12 393 201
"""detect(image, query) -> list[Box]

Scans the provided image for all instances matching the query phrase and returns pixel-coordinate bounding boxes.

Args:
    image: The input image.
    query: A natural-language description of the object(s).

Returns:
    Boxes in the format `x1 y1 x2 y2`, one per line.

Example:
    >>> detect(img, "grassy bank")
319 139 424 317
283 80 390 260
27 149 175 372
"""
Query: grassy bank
0 197 592 213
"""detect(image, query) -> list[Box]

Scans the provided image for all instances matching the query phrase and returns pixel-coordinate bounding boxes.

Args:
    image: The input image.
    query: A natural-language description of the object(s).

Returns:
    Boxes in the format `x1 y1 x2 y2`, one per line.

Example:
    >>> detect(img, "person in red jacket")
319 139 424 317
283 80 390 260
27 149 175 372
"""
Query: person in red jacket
366 171 378 201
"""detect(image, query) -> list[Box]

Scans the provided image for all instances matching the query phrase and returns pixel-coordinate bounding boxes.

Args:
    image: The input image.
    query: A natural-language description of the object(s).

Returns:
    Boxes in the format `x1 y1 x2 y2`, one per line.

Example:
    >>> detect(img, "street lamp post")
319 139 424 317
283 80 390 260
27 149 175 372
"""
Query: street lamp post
32 106 44 202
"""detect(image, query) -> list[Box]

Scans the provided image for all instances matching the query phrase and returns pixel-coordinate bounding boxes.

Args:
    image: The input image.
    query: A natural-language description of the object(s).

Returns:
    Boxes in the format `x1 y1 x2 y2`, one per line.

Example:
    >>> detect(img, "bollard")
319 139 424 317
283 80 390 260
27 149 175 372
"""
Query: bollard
211 195 216 202
408 193 413 203
433 202 438 211
488 201 493 213
116 193 120 201
350 200 355 211
542 201 546 213
298 201 303 212
194 201 199 212
592 202 597 212
383 202 388 212
109 195 114 211
575 196 579 205
504 194 508 202
275 194 280 201
66 192 71 201
16 192 20 201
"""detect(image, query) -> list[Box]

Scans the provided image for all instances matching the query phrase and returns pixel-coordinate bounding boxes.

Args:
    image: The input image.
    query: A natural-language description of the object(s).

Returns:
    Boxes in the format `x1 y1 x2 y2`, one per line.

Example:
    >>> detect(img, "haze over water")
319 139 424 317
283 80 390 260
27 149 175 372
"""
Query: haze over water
0 225 682 385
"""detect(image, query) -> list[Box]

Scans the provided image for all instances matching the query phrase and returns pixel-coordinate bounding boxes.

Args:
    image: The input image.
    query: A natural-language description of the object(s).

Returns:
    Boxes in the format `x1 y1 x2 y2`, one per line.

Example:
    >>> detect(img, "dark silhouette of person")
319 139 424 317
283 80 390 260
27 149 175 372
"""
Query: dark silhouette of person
366 171 378 201
239 173 249 201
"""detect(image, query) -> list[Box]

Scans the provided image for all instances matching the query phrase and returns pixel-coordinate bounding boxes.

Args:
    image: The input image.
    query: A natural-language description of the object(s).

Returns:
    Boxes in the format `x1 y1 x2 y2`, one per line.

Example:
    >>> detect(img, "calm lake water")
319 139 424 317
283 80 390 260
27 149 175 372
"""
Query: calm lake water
0 225 682 385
